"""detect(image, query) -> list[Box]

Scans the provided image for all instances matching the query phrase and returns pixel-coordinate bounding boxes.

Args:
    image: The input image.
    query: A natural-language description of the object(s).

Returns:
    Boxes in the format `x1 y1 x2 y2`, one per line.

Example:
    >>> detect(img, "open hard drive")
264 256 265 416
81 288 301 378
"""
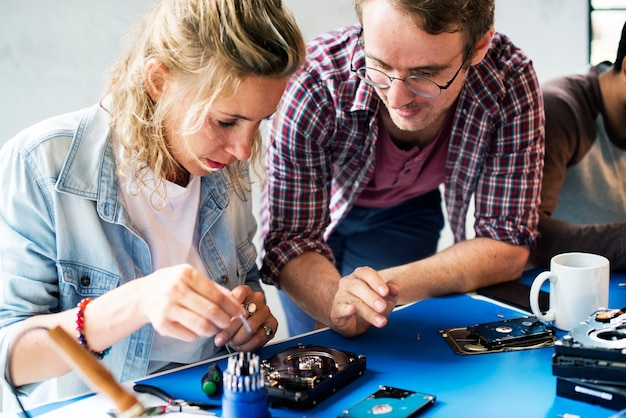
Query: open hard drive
260 343 366 409
553 307 626 383
552 307 626 410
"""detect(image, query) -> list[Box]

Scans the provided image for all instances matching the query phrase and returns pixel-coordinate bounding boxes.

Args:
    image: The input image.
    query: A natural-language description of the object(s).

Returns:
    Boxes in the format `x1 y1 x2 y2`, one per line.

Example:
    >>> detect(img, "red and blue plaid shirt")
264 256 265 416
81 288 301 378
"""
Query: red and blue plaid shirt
260 25 544 286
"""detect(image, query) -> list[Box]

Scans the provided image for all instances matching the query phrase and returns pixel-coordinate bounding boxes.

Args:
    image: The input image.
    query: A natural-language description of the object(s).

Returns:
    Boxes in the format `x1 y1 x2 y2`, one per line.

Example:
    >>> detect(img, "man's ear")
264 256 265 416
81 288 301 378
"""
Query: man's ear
144 58 168 102
469 28 495 66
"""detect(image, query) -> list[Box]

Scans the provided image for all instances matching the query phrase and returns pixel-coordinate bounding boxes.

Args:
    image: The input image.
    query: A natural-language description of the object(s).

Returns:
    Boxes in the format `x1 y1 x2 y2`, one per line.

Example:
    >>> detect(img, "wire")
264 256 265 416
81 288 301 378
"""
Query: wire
4 325 50 418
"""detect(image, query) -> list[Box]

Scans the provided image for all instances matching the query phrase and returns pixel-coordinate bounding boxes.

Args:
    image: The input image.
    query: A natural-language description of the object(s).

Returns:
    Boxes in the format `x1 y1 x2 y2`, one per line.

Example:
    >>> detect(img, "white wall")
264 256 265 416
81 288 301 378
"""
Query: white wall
0 0 589 410
0 0 590 145
495 0 589 82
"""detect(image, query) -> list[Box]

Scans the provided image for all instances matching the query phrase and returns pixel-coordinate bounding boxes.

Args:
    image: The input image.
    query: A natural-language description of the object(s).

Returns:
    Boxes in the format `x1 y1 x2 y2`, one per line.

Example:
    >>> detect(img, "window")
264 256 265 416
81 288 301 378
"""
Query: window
590 0 626 64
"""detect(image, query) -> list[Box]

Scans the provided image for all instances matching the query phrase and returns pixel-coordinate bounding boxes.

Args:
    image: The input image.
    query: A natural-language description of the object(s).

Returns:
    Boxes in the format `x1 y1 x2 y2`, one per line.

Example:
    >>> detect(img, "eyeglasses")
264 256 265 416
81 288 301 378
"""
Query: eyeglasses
350 33 468 99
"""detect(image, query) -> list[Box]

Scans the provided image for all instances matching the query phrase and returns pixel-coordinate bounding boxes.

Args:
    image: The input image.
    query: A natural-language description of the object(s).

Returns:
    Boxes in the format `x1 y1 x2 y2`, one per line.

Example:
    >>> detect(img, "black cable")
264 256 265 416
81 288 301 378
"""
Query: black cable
4 325 50 418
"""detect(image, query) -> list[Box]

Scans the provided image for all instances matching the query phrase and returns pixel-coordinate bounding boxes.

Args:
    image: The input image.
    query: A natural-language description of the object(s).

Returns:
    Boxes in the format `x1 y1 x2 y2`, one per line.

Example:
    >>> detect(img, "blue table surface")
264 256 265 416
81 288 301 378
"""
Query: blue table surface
133 269 626 418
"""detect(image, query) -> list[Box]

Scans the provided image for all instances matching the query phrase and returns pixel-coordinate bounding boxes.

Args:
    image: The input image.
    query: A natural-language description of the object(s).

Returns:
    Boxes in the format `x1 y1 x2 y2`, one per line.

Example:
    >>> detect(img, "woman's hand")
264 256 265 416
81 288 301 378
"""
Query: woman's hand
139 264 248 341
214 285 279 352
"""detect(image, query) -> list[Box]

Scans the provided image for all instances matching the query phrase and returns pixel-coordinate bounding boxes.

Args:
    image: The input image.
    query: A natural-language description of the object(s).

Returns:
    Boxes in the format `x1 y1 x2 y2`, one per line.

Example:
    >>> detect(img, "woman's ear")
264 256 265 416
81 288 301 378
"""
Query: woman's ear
469 28 495 66
144 58 169 102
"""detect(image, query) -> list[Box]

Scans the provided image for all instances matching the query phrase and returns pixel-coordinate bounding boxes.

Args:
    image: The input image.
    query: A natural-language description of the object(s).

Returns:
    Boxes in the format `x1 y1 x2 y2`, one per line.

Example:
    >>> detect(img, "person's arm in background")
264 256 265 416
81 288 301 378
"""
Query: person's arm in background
529 72 626 272
532 215 626 271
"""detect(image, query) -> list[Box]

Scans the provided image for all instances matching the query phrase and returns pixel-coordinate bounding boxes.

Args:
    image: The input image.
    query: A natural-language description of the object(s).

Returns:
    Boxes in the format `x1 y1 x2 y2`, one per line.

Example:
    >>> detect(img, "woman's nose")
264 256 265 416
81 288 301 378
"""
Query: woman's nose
225 132 253 161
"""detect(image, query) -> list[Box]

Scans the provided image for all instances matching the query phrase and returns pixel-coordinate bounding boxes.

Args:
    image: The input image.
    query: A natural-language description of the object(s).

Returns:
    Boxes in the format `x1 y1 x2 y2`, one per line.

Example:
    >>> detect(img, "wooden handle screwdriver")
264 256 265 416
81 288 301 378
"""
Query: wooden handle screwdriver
48 325 147 418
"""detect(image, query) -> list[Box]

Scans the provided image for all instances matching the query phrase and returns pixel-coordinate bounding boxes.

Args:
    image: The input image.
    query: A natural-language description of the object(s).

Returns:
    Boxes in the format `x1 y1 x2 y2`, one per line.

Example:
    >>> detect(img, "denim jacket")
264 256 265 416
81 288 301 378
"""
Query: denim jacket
0 103 261 398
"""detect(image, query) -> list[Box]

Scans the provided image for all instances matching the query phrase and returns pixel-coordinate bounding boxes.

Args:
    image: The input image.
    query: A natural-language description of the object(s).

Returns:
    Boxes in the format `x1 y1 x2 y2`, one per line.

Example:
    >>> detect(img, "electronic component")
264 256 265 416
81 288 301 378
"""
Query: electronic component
552 307 626 384
338 385 435 418
439 316 555 355
552 307 626 410
260 343 366 409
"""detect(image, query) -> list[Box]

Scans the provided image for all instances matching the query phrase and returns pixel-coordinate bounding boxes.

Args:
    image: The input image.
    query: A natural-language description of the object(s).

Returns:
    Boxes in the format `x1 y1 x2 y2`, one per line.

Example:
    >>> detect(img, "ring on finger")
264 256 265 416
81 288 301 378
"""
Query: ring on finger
263 325 274 339
243 302 257 316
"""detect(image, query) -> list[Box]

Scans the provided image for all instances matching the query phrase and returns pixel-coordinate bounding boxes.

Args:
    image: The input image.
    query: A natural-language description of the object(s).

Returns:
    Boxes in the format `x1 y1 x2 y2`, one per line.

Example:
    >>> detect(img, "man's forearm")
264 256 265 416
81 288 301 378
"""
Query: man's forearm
278 251 342 325
381 237 530 305
278 239 529 322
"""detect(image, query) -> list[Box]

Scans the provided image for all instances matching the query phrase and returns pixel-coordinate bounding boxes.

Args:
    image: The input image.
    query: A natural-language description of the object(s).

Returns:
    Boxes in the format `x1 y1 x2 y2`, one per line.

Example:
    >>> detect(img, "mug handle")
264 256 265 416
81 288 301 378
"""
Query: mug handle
529 271 555 322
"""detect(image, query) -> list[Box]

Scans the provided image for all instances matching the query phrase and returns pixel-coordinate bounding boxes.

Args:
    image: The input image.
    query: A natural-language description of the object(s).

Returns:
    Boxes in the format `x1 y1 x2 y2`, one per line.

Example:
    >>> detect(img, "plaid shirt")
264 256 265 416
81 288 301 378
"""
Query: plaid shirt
260 25 545 286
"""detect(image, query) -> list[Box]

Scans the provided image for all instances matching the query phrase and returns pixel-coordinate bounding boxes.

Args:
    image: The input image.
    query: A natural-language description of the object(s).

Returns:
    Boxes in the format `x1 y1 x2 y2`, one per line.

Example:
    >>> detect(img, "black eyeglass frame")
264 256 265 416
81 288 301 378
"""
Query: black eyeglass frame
349 31 470 99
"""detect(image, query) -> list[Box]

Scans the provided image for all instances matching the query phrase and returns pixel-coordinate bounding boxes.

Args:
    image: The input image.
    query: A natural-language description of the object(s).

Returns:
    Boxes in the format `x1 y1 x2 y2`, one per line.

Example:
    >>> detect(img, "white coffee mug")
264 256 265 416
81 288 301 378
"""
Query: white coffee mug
529 252 609 331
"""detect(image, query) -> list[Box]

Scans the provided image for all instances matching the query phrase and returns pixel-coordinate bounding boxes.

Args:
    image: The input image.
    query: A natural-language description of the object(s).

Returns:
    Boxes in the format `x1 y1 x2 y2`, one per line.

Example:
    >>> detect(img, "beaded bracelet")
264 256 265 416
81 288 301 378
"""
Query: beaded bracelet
76 298 111 360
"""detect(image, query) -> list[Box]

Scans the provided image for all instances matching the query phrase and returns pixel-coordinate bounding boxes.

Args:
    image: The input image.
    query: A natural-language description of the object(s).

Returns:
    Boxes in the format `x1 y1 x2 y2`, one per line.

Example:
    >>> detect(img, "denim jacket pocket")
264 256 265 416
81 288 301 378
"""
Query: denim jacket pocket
236 240 257 279
58 261 120 310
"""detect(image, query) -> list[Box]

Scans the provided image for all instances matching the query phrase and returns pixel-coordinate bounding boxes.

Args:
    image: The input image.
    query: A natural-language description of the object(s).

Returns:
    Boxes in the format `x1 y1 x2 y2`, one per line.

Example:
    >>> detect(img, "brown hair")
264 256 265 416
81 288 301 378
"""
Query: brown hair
354 0 494 58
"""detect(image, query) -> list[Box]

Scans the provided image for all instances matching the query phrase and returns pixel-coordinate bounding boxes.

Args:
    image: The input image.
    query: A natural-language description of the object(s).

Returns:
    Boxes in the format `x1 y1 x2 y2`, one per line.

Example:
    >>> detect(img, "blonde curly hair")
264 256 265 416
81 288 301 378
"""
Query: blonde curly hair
102 0 305 202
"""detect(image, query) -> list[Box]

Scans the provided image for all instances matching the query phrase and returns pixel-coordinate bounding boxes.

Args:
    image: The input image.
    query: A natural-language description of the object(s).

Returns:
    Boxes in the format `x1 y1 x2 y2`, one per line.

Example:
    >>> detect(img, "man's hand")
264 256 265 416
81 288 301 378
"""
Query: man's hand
328 266 400 337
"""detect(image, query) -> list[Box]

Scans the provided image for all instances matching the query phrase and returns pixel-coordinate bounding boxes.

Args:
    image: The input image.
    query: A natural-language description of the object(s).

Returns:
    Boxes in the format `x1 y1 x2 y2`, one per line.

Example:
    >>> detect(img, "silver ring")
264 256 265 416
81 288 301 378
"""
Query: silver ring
263 325 274 339
243 302 257 316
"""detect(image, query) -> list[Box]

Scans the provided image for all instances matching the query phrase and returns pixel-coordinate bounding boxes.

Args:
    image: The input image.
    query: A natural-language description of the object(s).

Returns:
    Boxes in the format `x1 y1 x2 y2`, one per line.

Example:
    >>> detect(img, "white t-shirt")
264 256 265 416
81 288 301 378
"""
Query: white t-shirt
118 167 216 373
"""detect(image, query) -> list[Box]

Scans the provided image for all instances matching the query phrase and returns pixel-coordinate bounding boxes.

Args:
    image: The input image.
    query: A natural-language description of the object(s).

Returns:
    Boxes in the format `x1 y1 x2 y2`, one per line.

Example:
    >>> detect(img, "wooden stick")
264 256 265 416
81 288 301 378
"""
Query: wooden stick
48 325 145 416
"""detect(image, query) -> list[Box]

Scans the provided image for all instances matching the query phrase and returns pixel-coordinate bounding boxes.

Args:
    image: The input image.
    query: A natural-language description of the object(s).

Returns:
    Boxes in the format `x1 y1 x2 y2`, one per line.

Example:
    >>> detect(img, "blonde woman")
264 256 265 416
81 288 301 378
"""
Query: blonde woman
0 0 304 403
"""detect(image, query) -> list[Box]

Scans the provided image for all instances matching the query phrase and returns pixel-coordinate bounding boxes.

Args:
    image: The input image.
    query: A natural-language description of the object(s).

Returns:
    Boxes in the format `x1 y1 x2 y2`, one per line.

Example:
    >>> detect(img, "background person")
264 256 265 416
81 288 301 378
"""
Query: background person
528 21 626 271
261 0 544 337
0 0 304 404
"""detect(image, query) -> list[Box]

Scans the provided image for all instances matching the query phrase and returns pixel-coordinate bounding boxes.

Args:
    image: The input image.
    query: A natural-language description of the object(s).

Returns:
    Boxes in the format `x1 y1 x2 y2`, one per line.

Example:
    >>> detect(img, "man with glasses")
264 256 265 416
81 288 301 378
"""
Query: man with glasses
261 0 545 338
